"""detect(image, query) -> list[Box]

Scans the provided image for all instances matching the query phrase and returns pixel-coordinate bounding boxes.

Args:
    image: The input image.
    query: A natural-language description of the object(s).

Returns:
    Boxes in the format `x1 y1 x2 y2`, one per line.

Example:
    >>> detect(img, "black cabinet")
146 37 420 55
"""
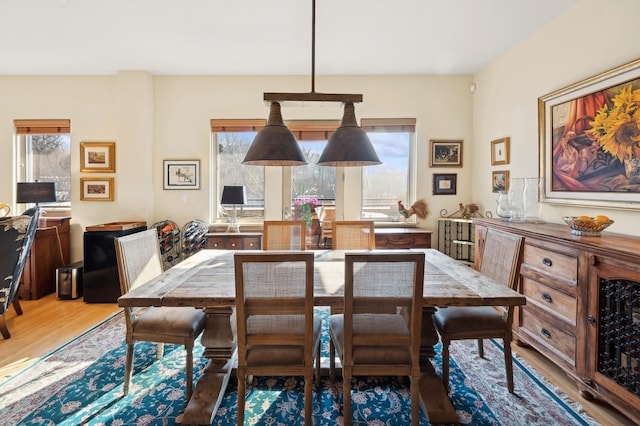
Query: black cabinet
83 222 146 303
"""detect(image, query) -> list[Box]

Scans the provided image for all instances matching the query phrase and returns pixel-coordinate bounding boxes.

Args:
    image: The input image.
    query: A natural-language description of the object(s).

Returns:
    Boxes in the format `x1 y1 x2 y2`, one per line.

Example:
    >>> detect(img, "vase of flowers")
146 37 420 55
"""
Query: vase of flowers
292 197 318 227
589 84 640 183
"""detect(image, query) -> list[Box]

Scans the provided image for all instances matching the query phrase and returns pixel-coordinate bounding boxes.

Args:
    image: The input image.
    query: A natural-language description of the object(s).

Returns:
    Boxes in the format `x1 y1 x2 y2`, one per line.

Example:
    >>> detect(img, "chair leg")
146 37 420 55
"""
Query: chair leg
329 341 336 381
157 343 164 360
442 337 450 390
236 368 246 426
410 372 421 426
342 367 352 426
504 338 514 393
315 340 321 384
185 342 194 400
12 298 23 315
304 370 313 426
0 313 11 339
123 342 135 395
477 338 484 358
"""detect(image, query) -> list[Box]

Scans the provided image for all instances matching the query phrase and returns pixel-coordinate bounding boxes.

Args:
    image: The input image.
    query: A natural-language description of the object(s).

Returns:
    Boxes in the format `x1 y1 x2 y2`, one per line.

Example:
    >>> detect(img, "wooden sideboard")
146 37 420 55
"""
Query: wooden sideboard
206 232 262 250
473 218 639 423
19 216 71 300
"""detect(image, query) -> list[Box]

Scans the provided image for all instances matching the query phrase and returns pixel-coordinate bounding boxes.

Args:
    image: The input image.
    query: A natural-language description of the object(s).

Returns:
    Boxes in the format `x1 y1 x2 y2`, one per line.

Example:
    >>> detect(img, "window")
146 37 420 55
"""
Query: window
15 119 71 207
288 121 339 216
361 119 416 223
212 119 266 220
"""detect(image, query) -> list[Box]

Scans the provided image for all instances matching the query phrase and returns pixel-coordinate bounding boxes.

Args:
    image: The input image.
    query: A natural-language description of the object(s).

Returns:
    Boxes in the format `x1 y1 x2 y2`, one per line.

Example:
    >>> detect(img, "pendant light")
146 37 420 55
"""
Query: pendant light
242 0 381 167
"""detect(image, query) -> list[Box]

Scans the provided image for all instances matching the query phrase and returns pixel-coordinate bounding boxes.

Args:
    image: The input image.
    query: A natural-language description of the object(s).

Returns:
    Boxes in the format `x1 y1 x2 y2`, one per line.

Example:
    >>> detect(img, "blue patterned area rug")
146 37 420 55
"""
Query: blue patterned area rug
0 309 599 425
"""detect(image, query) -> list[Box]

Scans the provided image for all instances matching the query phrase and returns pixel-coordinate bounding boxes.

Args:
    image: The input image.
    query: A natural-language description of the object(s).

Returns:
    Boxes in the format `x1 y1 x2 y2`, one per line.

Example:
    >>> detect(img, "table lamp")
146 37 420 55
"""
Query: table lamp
220 185 246 233
16 182 57 209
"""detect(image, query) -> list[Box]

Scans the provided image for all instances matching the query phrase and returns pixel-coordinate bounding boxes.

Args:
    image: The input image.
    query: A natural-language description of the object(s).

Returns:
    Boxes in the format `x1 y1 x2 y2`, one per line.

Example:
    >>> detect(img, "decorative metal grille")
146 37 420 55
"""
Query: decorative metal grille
598 278 640 396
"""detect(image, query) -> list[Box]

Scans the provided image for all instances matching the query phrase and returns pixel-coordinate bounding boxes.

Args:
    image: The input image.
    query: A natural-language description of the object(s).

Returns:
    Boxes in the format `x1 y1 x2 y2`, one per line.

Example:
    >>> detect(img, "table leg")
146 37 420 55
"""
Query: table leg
419 307 459 424
183 307 236 425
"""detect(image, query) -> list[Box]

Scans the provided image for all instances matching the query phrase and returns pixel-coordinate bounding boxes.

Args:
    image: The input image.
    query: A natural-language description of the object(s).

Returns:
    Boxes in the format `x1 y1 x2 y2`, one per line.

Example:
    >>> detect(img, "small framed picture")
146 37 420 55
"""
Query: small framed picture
429 139 463 167
492 170 510 193
433 173 457 195
80 177 114 201
491 137 510 165
80 142 116 173
163 160 200 190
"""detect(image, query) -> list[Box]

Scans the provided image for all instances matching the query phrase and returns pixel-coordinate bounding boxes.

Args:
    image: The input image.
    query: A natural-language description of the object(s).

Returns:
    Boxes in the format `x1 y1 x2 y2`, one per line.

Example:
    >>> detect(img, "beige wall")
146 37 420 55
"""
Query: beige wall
0 74 473 261
3 0 638 262
473 0 640 235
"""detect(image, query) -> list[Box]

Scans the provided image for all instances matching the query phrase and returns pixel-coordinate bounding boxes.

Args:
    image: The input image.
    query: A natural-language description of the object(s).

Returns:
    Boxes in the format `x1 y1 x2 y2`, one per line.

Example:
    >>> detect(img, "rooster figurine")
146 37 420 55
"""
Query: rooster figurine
458 202 479 219
397 199 428 219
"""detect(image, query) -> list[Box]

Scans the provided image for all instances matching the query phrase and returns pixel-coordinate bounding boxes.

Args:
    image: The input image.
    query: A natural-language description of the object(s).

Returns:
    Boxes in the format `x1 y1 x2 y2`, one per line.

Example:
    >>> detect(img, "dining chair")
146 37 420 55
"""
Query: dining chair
262 220 306 250
433 227 524 393
328 251 425 426
234 252 321 426
0 207 39 339
332 220 375 250
318 206 335 248
115 229 207 399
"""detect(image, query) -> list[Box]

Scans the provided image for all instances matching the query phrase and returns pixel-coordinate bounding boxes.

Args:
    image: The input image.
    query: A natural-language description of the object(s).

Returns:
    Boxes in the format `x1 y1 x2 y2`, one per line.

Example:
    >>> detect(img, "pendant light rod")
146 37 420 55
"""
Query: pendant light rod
263 0 362 105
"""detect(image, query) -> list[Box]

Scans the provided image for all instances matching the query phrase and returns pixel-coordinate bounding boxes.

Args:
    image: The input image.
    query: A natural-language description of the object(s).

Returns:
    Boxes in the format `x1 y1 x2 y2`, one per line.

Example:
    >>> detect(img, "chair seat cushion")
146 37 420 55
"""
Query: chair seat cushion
433 306 504 334
246 315 322 366
134 307 206 338
329 313 411 364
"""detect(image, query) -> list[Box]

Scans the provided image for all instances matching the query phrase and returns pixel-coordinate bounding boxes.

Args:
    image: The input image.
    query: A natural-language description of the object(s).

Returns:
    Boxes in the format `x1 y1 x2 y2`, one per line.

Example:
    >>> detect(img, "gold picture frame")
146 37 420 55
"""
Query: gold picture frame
539 57 640 210
492 170 510 193
80 142 116 173
429 139 463 167
491 137 510 165
80 177 114 201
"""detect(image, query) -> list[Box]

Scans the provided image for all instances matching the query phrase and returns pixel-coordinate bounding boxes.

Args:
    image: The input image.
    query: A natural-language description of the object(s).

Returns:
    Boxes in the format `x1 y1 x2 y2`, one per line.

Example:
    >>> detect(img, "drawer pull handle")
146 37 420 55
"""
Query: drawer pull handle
542 293 553 303
542 257 553 267
541 328 552 339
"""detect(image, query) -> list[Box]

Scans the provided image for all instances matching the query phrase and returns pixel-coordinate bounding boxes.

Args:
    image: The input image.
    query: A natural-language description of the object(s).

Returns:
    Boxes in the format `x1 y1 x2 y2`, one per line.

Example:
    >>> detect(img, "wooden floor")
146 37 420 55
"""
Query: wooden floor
0 294 633 425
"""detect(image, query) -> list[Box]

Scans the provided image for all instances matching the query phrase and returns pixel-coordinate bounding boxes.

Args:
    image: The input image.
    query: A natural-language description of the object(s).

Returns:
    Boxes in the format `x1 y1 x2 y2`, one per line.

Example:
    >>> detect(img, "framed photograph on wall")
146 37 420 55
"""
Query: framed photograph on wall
80 142 116 173
163 160 200 190
491 137 510 165
539 57 640 210
429 139 463 167
80 177 114 201
492 170 510 193
433 173 457 195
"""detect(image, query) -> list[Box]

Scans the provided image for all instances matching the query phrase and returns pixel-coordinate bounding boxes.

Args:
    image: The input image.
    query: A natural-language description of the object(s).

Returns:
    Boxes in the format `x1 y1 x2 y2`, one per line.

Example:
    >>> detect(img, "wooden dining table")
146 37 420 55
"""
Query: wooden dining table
118 248 526 425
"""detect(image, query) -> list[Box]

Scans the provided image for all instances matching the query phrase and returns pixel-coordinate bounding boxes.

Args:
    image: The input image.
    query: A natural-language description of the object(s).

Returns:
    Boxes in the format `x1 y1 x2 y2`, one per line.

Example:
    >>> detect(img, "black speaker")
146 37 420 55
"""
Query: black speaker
56 261 84 300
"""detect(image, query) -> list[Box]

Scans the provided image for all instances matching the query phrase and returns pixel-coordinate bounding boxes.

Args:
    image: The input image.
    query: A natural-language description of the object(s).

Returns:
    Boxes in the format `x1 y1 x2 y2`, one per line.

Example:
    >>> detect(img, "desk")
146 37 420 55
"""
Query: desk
119 249 525 424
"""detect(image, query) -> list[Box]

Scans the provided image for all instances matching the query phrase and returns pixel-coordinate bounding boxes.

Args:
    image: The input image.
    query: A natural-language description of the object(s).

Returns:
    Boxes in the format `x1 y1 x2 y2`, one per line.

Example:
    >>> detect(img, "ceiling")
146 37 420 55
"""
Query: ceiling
0 0 578 76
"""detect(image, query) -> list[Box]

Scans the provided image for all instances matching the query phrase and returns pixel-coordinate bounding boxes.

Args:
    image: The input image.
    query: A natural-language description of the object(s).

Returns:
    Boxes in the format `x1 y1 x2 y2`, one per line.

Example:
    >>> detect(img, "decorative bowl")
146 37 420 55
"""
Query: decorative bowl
563 216 614 236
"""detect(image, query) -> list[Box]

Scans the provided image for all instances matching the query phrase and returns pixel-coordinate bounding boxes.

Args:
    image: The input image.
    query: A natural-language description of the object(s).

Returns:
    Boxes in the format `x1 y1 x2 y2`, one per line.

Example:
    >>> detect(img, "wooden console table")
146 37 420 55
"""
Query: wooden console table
206 232 262 250
473 218 639 423
19 216 71 300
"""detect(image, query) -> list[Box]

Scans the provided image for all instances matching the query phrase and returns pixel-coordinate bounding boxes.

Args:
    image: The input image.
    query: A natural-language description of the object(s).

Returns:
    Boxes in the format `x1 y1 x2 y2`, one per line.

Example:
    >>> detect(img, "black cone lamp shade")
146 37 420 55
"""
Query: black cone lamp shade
242 102 308 166
317 103 382 167
16 182 57 206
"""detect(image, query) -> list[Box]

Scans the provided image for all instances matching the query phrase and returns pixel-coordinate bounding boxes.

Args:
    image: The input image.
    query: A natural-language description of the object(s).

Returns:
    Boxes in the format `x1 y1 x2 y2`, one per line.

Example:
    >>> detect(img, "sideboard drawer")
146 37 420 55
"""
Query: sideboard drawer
242 237 260 249
521 276 577 326
522 244 578 284
207 236 225 249
519 308 576 365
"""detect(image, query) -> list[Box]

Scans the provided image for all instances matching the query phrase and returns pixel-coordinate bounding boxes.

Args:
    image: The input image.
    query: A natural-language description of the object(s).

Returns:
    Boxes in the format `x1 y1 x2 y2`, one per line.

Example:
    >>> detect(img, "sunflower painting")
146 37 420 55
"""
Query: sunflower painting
550 79 640 193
